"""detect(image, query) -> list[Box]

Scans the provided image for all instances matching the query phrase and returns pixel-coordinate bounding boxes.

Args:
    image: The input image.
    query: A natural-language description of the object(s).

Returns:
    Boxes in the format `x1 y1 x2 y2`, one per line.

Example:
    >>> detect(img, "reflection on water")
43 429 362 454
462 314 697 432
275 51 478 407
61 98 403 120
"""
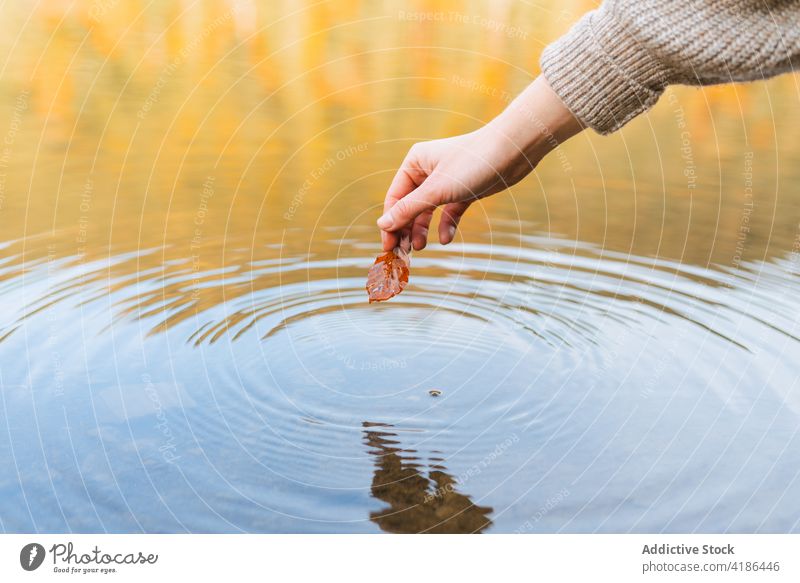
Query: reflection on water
365 423 492 534
1 0 800 533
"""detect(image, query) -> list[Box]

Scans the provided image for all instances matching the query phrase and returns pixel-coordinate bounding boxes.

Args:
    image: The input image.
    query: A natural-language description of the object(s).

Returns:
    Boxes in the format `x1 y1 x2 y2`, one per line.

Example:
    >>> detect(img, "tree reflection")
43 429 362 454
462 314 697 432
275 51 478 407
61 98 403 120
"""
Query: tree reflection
363 422 493 534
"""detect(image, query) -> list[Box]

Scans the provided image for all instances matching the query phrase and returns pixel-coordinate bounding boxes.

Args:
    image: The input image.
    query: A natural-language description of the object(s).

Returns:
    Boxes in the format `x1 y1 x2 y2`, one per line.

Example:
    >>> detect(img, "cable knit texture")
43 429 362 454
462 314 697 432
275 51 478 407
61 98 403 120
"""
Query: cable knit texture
540 0 800 134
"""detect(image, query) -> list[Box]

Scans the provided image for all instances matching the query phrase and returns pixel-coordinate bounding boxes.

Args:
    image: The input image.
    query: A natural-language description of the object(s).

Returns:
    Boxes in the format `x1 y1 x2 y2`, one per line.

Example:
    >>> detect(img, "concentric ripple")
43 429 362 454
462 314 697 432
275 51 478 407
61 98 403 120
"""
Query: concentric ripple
1 225 800 533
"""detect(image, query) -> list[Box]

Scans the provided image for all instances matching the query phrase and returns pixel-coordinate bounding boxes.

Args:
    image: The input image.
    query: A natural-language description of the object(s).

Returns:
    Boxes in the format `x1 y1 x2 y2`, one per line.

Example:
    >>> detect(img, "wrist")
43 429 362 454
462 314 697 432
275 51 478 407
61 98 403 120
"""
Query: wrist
487 75 583 165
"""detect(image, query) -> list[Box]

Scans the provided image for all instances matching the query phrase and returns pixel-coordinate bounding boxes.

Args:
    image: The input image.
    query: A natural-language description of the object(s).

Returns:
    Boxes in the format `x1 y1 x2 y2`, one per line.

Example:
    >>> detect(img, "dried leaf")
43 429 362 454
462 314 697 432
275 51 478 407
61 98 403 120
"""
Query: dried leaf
366 235 411 303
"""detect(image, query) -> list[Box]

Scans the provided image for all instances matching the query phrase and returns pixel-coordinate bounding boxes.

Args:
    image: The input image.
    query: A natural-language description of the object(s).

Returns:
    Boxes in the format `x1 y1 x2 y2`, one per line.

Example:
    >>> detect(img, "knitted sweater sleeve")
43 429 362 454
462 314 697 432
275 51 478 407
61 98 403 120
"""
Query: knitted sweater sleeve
540 0 800 134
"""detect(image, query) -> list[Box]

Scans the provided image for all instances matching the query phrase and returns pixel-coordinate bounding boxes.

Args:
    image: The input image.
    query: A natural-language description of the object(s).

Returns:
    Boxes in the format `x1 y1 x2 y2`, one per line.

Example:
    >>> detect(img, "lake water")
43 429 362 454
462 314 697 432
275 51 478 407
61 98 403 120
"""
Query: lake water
1 0 799 533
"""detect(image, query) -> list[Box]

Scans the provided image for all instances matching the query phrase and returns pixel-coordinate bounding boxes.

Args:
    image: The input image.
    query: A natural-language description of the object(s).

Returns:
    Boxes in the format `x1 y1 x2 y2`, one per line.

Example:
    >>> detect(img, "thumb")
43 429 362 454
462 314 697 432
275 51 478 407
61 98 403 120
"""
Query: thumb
377 181 441 232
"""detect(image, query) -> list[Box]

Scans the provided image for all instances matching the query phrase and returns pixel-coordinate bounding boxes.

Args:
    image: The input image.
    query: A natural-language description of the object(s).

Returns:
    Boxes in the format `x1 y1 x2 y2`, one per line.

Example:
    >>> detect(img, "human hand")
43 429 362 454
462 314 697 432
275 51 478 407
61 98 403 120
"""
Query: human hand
378 75 583 251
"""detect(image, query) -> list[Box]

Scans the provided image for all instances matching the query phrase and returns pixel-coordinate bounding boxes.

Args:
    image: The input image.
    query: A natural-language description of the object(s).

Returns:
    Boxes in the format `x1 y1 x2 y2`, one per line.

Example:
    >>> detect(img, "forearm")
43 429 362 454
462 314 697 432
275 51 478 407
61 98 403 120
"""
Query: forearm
542 0 800 134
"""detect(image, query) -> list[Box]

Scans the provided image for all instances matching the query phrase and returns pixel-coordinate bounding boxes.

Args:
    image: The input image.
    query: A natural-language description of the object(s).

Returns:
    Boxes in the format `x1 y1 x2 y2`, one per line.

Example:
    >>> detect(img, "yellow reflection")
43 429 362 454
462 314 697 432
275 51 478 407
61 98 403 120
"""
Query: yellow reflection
0 0 797 342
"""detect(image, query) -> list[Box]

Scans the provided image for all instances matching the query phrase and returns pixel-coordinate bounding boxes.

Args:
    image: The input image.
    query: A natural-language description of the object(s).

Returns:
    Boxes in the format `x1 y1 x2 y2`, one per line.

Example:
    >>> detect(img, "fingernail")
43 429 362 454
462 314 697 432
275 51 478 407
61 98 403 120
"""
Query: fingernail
377 213 393 230
447 225 456 241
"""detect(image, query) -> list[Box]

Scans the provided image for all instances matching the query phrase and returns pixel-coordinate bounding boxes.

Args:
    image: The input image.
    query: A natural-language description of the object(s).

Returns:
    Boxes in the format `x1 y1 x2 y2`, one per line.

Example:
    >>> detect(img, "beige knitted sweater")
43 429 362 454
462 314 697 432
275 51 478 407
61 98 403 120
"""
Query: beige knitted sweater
541 0 800 134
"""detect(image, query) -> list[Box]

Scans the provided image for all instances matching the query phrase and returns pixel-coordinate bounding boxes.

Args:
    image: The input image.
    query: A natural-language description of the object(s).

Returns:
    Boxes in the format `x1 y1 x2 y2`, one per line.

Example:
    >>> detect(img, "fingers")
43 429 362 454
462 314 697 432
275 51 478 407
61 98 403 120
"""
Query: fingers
381 226 397 252
377 179 439 234
411 209 433 251
438 201 470 245
384 167 420 213
381 157 426 251
381 171 413 250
